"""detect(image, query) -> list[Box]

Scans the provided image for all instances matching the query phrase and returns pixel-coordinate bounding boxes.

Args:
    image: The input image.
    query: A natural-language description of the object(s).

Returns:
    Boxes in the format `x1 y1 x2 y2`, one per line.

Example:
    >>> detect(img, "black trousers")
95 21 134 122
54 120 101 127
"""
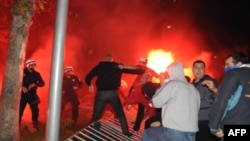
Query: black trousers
19 93 40 124
133 103 145 131
92 90 129 134
61 93 80 121
196 120 221 141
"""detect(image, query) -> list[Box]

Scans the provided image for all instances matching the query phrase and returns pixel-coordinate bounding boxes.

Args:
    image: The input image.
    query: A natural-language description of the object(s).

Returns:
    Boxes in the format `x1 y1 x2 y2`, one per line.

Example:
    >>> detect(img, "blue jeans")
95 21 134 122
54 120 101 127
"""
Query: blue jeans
142 127 196 141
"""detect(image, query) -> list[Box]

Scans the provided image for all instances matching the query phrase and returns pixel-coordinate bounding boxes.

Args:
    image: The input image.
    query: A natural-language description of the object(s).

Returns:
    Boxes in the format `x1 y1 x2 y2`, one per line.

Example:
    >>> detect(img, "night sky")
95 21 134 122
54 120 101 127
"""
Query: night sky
193 0 250 51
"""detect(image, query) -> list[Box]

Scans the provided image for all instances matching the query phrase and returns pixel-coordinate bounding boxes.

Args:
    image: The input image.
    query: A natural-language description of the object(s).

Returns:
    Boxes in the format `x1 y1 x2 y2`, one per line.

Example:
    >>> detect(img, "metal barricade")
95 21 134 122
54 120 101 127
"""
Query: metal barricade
65 117 143 141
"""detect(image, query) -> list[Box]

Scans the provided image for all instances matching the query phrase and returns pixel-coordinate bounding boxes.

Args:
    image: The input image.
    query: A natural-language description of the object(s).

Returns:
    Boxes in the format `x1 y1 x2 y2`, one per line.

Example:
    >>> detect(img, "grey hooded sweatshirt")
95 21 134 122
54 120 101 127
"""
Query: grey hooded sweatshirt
152 62 200 132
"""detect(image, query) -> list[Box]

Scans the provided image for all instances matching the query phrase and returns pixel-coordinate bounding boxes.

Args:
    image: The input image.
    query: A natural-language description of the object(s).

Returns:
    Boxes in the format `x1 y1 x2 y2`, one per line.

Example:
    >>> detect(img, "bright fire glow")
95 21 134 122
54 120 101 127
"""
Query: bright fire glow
147 49 174 74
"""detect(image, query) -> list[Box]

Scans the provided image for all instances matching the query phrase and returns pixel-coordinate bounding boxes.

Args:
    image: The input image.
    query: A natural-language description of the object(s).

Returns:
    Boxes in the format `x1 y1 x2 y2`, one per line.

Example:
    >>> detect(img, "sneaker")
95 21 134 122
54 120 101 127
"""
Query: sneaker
124 132 133 138
132 126 139 132
91 122 101 129
33 121 39 130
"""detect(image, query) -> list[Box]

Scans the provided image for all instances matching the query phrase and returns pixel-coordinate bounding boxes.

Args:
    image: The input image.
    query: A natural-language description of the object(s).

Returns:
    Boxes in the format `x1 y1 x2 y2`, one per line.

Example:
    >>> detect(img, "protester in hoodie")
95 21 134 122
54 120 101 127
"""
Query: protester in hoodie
192 60 220 141
85 54 144 137
142 75 193 130
203 52 250 139
142 62 200 141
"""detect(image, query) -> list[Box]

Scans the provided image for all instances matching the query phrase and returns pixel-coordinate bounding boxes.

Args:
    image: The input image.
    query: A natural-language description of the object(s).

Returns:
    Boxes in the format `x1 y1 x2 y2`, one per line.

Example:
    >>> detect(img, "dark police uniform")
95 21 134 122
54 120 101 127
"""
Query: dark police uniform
61 73 82 123
20 68 45 128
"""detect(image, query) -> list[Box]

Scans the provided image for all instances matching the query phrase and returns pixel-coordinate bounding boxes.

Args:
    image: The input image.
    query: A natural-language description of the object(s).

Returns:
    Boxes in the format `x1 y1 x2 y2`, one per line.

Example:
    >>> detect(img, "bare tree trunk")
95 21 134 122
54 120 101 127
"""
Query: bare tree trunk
0 0 35 140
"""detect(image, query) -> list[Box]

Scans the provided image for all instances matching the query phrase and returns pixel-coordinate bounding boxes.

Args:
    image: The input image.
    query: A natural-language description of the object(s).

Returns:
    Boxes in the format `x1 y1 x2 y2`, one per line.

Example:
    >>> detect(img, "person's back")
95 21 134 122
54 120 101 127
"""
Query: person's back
155 79 200 132
85 54 143 137
208 52 250 139
143 62 200 141
85 54 123 91
210 65 250 129
94 61 122 90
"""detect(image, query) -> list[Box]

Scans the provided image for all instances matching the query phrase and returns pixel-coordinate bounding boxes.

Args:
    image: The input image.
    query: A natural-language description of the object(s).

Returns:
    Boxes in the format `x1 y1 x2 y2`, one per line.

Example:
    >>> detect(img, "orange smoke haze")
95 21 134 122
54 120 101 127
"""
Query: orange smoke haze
0 0 249 124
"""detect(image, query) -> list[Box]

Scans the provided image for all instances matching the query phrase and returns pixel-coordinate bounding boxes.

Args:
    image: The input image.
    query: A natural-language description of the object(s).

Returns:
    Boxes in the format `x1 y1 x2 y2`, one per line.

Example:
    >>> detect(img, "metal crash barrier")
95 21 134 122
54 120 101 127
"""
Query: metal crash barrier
65 117 143 141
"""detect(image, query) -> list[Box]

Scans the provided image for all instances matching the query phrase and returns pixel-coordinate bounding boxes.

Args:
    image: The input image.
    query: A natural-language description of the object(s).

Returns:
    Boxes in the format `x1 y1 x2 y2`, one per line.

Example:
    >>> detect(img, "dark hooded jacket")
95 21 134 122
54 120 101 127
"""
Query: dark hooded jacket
209 64 250 131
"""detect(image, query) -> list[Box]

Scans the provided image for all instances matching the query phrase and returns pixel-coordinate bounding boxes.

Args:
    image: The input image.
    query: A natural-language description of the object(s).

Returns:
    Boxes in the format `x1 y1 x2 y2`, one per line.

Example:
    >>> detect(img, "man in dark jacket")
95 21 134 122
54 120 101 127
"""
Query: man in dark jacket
205 52 250 139
85 54 143 137
192 60 220 141
20 59 45 129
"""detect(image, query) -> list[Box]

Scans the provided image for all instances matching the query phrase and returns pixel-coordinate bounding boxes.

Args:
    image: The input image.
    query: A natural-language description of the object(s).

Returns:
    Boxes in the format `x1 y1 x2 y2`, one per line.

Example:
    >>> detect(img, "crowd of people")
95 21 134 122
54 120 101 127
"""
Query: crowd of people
19 51 250 141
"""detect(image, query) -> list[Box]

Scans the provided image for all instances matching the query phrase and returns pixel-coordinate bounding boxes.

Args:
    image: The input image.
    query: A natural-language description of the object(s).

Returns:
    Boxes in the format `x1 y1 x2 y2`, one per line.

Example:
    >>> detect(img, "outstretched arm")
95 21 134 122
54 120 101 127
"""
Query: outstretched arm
118 64 139 69
118 64 145 74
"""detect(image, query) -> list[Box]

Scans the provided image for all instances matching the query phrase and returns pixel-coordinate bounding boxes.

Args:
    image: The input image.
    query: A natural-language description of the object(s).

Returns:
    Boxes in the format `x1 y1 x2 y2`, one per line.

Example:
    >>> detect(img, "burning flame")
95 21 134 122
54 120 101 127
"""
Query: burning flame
146 49 193 82
147 49 174 74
